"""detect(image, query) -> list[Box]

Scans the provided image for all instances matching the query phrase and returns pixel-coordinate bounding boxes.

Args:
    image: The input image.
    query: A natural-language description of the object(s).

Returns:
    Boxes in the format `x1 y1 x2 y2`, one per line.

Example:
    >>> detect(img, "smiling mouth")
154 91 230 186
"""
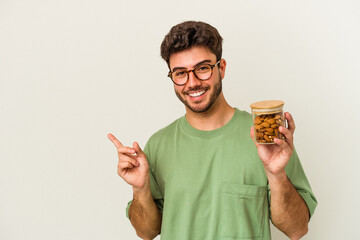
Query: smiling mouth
188 90 206 97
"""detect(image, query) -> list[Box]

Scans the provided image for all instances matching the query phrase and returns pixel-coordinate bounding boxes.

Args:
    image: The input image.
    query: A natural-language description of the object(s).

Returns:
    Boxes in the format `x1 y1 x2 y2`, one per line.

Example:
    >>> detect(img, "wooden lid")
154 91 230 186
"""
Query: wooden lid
250 100 284 109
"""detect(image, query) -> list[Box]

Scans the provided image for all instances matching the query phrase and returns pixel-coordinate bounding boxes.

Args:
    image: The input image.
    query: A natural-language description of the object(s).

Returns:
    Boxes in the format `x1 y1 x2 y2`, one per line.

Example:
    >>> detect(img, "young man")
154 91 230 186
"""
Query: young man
108 21 317 240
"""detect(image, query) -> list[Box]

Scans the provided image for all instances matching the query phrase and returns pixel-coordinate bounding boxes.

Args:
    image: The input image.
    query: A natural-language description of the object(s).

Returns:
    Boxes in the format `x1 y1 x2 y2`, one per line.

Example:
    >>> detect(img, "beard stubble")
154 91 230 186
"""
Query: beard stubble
175 73 222 113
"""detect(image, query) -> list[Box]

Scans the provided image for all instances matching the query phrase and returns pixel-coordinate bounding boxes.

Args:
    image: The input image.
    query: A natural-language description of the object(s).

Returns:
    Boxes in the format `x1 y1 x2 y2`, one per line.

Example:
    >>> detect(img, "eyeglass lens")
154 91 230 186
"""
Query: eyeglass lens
172 64 213 85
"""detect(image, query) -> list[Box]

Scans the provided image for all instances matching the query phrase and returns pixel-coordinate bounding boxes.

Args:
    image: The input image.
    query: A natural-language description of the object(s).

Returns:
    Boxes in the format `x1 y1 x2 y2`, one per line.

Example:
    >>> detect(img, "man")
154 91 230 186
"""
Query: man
108 21 317 240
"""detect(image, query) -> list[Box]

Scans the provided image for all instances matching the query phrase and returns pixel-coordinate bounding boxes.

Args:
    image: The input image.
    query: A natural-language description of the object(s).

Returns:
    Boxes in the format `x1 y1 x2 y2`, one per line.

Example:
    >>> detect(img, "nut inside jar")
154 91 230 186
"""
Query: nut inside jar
254 112 286 143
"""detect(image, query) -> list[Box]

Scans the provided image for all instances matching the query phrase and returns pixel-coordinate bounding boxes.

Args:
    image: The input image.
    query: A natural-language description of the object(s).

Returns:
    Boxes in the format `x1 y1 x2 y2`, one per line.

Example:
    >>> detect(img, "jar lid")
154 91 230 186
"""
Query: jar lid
250 100 284 109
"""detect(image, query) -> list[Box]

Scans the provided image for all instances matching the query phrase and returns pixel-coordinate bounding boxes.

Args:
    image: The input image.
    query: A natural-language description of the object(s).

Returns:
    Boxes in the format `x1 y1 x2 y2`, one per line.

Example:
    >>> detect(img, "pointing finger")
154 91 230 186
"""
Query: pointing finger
107 133 123 148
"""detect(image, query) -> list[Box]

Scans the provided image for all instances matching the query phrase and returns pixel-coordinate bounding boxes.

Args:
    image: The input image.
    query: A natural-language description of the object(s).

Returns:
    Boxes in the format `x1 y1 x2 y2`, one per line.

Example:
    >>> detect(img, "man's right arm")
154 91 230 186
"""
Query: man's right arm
107 133 161 240
129 186 162 240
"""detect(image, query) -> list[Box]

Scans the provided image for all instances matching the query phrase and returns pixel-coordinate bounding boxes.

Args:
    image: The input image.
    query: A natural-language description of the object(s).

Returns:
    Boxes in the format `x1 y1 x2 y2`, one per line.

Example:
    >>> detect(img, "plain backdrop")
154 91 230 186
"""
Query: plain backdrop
1 0 359 239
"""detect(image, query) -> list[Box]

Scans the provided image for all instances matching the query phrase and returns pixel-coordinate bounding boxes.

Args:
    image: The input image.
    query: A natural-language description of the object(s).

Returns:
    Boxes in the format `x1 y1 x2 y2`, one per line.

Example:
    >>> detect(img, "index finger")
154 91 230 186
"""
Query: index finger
285 112 296 134
107 133 123 149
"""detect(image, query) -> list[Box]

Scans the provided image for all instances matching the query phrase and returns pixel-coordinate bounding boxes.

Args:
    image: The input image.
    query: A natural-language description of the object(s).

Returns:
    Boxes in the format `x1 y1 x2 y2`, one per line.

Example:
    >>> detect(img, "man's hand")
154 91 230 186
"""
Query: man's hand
107 133 150 190
108 134 162 239
250 112 295 177
251 113 310 239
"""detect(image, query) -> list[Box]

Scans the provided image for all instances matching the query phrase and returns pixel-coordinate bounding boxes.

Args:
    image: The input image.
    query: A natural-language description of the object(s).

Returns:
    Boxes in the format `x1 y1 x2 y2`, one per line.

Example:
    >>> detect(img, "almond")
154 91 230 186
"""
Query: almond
265 128 274 133
256 132 264 138
254 118 262 125
266 119 276 124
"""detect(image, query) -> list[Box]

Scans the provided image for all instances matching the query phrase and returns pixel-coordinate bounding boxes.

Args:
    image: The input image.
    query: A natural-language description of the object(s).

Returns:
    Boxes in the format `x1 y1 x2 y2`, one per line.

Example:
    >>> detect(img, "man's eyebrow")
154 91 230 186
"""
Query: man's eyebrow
171 60 212 72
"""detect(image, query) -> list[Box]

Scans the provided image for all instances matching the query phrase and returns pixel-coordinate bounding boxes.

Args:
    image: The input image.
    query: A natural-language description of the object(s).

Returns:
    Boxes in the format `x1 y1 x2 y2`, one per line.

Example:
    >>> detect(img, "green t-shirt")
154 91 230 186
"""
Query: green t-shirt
126 109 317 240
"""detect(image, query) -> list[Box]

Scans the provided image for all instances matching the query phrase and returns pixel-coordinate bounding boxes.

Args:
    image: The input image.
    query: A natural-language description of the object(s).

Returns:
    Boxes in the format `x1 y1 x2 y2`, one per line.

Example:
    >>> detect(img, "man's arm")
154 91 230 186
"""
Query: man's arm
129 186 162 240
250 112 310 239
267 172 309 240
107 134 162 240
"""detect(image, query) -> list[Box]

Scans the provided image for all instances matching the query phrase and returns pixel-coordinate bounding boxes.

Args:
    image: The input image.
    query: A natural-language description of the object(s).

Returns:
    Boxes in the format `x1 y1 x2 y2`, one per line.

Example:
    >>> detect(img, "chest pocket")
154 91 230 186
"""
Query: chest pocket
221 183 268 239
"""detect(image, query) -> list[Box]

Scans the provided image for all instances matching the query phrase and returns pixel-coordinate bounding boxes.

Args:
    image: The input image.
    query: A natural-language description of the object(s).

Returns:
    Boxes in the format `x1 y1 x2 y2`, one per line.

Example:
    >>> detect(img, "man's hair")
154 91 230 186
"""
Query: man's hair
160 21 223 67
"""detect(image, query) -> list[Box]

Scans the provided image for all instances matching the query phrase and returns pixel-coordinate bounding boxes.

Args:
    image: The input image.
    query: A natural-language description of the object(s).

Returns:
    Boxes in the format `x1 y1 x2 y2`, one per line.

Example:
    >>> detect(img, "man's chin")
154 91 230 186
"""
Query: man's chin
176 91 213 113
186 103 212 113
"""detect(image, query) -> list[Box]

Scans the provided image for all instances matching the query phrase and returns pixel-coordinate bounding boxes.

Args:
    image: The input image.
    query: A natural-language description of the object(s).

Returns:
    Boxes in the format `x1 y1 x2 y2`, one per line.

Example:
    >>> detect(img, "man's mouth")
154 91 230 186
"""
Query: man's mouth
187 90 206 98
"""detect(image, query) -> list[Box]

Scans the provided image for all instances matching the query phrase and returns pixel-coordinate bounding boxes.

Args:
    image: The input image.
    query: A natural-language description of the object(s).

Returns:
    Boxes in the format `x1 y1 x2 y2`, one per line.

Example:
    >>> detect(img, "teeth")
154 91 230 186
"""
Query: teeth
189 91 205 97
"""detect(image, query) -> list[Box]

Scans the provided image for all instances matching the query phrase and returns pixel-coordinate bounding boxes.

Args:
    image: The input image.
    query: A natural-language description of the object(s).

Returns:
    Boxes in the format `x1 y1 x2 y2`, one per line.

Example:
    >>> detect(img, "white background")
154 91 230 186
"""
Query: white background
1 0 359 239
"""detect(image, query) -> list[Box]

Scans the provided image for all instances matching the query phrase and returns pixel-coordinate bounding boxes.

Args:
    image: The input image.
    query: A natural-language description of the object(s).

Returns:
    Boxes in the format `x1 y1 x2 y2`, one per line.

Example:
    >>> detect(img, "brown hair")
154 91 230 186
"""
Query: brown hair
160 21 223 67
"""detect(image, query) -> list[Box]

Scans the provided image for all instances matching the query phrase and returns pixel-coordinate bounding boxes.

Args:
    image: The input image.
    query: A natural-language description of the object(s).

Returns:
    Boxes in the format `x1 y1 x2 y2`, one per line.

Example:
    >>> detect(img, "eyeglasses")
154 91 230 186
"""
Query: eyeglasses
167 60 221 86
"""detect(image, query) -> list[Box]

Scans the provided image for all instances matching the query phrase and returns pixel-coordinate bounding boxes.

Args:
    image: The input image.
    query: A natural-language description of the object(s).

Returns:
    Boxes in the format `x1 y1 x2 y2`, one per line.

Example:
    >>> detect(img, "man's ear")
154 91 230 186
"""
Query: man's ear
219 59 227 80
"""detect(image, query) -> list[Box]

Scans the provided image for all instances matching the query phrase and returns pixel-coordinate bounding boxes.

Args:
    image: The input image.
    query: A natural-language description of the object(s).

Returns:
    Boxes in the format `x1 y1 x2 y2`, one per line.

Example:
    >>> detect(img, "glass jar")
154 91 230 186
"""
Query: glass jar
250 100 286 144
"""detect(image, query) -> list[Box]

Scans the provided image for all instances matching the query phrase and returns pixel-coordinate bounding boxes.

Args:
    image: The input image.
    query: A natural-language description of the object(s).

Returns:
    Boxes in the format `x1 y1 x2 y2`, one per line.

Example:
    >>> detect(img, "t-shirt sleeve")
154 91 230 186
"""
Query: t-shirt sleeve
268 148 318 220
125 140 164 219
125 169 164 218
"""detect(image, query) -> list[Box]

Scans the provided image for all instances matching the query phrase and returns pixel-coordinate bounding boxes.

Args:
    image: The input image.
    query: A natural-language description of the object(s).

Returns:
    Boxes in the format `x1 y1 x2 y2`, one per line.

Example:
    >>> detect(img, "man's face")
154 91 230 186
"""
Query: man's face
169 47 225 113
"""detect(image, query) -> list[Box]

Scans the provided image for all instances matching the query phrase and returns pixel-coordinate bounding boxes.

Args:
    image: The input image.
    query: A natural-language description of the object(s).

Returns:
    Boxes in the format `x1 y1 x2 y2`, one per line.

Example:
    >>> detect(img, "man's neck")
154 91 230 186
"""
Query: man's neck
185 93 235 131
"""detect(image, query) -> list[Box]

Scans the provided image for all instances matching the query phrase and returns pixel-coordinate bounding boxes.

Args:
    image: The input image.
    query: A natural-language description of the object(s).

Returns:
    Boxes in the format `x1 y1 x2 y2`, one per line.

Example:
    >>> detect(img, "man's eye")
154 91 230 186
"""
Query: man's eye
175 71 186 76
197 66 210 72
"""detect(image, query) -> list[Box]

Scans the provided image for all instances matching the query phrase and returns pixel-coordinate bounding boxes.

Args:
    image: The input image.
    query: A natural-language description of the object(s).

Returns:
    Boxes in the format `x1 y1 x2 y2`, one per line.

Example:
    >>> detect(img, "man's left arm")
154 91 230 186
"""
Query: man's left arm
250 112 311 240
267 170 309 239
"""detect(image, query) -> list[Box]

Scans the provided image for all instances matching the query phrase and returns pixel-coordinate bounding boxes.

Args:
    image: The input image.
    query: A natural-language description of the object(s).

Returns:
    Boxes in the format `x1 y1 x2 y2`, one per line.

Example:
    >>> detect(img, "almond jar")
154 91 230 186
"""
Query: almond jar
250 100 286 144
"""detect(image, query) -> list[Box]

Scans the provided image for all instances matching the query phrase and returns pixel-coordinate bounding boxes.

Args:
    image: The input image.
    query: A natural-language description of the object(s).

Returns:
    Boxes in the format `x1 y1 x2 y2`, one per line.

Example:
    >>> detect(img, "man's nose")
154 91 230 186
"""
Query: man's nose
186 70 202 87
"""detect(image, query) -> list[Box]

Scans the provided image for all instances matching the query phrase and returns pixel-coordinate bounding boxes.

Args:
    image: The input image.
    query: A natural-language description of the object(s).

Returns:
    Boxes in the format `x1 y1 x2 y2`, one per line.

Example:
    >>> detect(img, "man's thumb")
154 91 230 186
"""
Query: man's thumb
133 142 145 156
